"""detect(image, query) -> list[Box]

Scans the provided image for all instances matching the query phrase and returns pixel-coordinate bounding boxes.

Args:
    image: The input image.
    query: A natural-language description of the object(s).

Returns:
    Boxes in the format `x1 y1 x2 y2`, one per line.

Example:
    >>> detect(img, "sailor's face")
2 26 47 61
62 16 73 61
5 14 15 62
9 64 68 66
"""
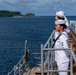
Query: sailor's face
55 16 58 21
55 24 61 31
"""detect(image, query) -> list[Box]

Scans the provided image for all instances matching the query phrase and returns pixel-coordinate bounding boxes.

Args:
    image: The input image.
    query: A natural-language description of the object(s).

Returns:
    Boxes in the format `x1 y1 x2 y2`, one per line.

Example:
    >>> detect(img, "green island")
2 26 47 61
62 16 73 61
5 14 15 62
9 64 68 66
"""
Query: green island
0 10 35 17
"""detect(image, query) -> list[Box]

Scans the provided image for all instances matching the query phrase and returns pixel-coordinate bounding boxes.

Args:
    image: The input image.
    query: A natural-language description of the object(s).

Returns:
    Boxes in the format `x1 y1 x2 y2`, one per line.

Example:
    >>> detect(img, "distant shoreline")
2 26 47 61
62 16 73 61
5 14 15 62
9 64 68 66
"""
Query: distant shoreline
0 10 35 17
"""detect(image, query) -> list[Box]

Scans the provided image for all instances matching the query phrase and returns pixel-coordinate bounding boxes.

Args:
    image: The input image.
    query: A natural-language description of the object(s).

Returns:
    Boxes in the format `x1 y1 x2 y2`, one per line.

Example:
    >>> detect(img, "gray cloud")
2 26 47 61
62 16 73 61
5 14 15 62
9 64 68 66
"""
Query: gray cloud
1 0 38 7
50 0 76 11
2 0 14 6
18 0 38 4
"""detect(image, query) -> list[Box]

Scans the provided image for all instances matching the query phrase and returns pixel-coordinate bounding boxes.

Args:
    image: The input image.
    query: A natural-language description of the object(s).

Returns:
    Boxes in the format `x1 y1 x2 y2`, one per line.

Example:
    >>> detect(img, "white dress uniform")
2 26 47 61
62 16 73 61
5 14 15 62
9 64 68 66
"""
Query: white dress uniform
55 32 70 75
54 20 70 75
55 11 70 39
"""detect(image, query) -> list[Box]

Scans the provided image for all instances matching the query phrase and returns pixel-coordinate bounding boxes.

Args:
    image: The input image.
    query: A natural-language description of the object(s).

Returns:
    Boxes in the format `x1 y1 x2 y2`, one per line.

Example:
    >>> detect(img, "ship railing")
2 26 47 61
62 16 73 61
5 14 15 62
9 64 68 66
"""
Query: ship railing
43 30 55 68
44 30 55 48
43 29 76 69
7 40 30 75
41 44 73 75
70 21 76 63
29 30 55 67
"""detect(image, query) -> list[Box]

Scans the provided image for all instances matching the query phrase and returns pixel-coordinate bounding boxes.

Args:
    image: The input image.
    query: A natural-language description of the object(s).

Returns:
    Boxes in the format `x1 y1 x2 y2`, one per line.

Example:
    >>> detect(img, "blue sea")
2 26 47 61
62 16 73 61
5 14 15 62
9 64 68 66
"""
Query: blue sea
0 16 76 75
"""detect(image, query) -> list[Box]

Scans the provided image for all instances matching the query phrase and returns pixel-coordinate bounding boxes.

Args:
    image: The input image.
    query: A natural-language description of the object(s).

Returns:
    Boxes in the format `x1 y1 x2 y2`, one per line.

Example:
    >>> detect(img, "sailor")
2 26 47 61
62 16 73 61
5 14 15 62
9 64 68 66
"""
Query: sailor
54 20 70 75
55 11 70 39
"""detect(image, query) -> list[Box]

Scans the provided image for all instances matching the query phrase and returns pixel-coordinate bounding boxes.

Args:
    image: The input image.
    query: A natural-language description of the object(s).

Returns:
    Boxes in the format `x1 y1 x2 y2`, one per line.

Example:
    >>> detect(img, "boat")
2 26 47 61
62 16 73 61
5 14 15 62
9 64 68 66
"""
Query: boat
7 21 76 75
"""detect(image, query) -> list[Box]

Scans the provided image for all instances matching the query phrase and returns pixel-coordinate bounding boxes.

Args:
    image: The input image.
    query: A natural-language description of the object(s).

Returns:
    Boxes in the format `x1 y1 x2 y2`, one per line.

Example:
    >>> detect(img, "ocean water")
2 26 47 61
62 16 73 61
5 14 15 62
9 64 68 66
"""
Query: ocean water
0 16 76 75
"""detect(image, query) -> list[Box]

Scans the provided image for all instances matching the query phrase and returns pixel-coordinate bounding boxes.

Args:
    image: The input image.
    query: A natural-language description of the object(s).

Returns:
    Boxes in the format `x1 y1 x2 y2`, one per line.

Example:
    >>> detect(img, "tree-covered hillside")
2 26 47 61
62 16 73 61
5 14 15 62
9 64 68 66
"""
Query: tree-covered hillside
0 10 21 17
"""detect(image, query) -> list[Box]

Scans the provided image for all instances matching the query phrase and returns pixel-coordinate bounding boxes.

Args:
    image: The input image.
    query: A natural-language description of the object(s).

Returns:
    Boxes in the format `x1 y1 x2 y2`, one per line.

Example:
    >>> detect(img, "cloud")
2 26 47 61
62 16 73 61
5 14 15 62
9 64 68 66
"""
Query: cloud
18 0 38 4
0 0 76 15
51 0 76 10
3 0 17 3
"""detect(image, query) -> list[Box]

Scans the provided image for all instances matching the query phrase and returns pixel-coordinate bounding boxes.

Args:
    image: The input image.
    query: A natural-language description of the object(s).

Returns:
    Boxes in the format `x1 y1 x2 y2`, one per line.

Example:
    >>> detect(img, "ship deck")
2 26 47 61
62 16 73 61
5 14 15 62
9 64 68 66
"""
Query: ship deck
69 28 76 75
23 28 76 75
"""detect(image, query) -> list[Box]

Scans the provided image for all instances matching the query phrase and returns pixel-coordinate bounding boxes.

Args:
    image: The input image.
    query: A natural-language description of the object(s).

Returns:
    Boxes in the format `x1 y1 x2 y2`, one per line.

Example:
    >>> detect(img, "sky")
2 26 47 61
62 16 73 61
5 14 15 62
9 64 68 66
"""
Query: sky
0 0 76 16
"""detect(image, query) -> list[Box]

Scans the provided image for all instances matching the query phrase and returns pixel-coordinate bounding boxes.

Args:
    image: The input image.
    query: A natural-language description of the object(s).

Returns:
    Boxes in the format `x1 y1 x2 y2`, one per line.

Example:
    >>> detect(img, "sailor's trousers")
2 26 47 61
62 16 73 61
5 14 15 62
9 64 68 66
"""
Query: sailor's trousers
56 61 69 75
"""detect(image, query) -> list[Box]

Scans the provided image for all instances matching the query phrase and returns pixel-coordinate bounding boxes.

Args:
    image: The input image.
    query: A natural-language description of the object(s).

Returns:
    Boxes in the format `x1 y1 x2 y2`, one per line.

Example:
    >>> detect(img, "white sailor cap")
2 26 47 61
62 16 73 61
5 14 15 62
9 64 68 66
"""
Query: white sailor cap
56 11 69 27
58 11 65 15
56 11 64 18
55 20 66 25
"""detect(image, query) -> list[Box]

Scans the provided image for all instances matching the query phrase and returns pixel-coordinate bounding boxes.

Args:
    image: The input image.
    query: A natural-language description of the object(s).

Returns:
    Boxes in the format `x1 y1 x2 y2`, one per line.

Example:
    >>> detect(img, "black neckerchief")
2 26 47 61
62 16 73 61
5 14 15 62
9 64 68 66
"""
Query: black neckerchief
52 34 62 48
